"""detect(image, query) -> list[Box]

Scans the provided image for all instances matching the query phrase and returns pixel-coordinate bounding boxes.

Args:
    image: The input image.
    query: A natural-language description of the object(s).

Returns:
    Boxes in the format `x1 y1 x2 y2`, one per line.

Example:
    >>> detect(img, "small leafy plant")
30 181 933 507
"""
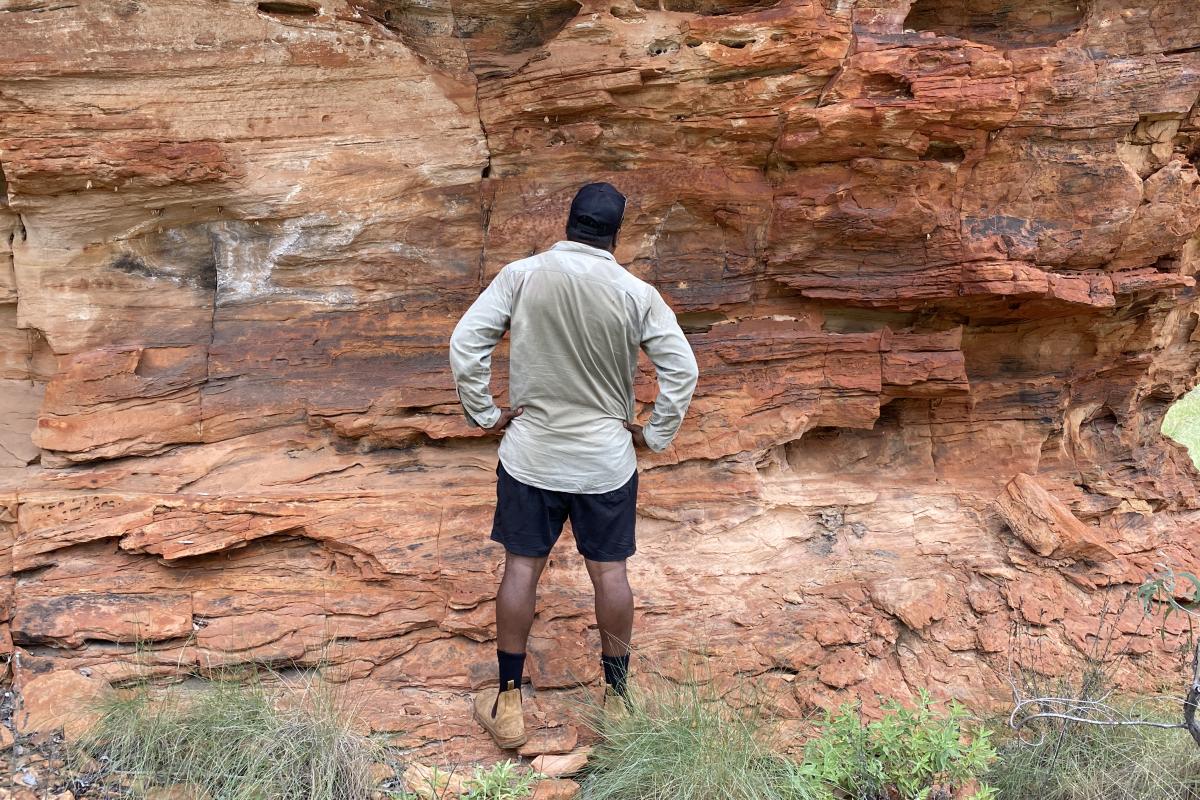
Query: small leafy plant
804 690 997 800
461 760 540 800
1138 563 1200 641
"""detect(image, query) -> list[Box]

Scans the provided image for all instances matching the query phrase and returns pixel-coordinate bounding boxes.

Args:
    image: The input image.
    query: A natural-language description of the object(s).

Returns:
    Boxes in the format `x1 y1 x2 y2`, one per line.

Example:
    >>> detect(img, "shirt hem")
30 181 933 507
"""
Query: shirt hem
497 456 637 494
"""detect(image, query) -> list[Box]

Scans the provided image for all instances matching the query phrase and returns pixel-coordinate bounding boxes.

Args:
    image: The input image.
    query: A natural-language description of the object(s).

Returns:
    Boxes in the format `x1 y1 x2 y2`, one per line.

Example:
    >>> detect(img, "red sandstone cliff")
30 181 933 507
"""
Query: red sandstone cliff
2 0 1200 759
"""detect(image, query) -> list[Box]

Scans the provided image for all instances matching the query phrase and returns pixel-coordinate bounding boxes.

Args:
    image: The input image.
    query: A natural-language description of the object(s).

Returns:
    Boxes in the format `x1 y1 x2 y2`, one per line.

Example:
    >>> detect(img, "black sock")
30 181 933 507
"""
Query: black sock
497 649 525 692
601 653 630 695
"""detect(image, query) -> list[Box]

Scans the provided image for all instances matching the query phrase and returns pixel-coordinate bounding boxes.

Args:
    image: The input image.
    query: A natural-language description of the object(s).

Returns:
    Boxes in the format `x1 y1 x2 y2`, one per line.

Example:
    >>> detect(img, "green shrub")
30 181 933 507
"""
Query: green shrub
77 670 379 800
804 690 996 800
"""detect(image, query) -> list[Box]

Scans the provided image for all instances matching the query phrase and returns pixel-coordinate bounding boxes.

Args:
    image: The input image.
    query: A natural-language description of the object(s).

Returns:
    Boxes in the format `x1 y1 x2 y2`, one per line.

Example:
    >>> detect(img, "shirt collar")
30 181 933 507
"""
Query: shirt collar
550 239 618 263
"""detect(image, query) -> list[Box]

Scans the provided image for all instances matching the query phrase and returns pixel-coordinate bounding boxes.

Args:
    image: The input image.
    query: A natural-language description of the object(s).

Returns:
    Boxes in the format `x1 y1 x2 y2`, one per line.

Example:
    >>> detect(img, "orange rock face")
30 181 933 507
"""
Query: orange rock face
2 0 1200 760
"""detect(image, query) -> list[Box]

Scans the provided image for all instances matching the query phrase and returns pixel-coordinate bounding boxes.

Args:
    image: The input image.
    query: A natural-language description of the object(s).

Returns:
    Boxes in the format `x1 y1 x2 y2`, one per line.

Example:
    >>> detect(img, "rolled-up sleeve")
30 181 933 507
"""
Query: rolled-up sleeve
639 289 699 452
449 267 514 429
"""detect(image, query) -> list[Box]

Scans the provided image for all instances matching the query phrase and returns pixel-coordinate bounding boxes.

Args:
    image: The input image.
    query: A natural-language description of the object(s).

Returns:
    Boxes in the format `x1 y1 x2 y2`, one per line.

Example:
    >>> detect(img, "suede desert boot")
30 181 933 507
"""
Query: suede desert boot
473 680 526 749
602 685 629 725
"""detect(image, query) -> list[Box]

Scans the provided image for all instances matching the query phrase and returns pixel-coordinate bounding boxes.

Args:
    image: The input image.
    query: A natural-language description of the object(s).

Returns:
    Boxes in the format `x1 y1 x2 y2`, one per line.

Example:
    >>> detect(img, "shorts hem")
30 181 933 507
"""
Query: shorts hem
491 531 554 559
576 547 635 562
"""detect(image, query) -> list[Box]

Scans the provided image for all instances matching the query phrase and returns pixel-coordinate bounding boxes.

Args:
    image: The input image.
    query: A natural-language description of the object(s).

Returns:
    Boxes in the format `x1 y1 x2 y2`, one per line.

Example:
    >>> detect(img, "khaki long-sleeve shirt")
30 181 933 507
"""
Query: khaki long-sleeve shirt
449 240 699 493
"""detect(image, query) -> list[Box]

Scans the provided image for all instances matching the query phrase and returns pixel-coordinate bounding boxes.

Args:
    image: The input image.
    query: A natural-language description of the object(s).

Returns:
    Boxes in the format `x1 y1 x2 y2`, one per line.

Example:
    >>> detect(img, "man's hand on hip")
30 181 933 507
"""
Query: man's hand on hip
486 407 524 434
623 420 647 449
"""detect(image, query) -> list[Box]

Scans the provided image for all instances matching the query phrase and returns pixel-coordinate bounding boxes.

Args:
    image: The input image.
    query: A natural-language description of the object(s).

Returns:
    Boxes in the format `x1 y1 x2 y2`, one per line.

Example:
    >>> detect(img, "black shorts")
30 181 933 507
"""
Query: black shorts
490 462 638 562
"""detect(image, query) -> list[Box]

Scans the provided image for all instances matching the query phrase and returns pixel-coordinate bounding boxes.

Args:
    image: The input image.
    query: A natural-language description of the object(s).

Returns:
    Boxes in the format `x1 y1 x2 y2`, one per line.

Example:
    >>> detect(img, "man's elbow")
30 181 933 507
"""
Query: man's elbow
680 352 699 394
448 324 471 374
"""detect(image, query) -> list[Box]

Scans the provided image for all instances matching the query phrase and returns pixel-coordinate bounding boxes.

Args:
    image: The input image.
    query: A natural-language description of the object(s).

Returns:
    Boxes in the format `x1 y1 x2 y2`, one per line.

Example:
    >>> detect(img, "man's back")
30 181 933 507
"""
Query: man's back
451 183 698 751
449 240 697 494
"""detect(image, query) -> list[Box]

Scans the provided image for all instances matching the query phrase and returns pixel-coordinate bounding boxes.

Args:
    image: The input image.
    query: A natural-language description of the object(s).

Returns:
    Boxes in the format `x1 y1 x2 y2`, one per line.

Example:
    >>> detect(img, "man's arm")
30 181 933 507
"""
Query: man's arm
634 288 699 452
449 267 515 430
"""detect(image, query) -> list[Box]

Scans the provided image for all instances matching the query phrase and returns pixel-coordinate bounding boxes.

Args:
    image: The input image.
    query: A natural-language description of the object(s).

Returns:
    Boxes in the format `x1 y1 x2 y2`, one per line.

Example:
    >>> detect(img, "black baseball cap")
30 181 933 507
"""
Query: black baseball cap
567 182 626 237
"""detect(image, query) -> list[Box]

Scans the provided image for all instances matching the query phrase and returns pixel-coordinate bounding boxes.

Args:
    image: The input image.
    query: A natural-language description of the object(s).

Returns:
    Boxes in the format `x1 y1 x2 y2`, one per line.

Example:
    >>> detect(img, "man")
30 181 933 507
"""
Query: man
448 182 699 749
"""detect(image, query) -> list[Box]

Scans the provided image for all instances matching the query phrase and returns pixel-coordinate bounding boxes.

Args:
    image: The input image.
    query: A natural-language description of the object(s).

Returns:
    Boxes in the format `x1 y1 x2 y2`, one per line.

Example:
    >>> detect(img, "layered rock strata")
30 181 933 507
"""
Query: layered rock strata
2 0 1200 759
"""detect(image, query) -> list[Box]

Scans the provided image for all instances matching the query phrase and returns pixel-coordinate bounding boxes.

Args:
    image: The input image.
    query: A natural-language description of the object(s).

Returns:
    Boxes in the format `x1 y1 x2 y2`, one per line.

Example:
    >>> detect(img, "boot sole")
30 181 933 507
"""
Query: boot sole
472 706 527 749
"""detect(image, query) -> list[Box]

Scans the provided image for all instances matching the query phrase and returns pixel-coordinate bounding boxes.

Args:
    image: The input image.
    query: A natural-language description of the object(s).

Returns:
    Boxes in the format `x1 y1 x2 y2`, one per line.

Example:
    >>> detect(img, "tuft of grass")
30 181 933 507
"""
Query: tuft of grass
993 599 1200 800
986 700 1200 800
579 660 815 800
76 669 380 800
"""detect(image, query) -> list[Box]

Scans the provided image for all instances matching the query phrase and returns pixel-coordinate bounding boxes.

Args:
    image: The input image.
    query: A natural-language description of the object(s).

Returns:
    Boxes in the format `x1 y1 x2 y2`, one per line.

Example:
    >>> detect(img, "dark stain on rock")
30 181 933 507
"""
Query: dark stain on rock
257 1 319 17
502 1 582 53
636 0 780 14
109 240 217 292
904 0 1088 49
110 253 157 281
923 140 967 164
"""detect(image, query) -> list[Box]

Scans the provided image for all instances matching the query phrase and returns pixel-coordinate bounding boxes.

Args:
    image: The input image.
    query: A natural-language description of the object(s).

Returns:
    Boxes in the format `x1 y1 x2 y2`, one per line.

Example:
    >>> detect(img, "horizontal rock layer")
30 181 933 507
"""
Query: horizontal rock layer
2 0 1200 760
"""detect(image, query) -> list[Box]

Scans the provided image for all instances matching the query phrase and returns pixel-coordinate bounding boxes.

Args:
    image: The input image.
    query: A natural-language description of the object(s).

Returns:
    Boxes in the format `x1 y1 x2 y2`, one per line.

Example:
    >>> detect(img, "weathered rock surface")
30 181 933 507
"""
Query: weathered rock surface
531 749 592 779
1 0 1200 761
531 778 581 800
15 670 107 742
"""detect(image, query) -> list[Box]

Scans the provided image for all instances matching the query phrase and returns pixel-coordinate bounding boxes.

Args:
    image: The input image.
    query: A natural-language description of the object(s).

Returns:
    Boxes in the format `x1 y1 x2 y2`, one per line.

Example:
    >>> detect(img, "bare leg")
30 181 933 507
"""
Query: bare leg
584 558 633 656
496 552 548 654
